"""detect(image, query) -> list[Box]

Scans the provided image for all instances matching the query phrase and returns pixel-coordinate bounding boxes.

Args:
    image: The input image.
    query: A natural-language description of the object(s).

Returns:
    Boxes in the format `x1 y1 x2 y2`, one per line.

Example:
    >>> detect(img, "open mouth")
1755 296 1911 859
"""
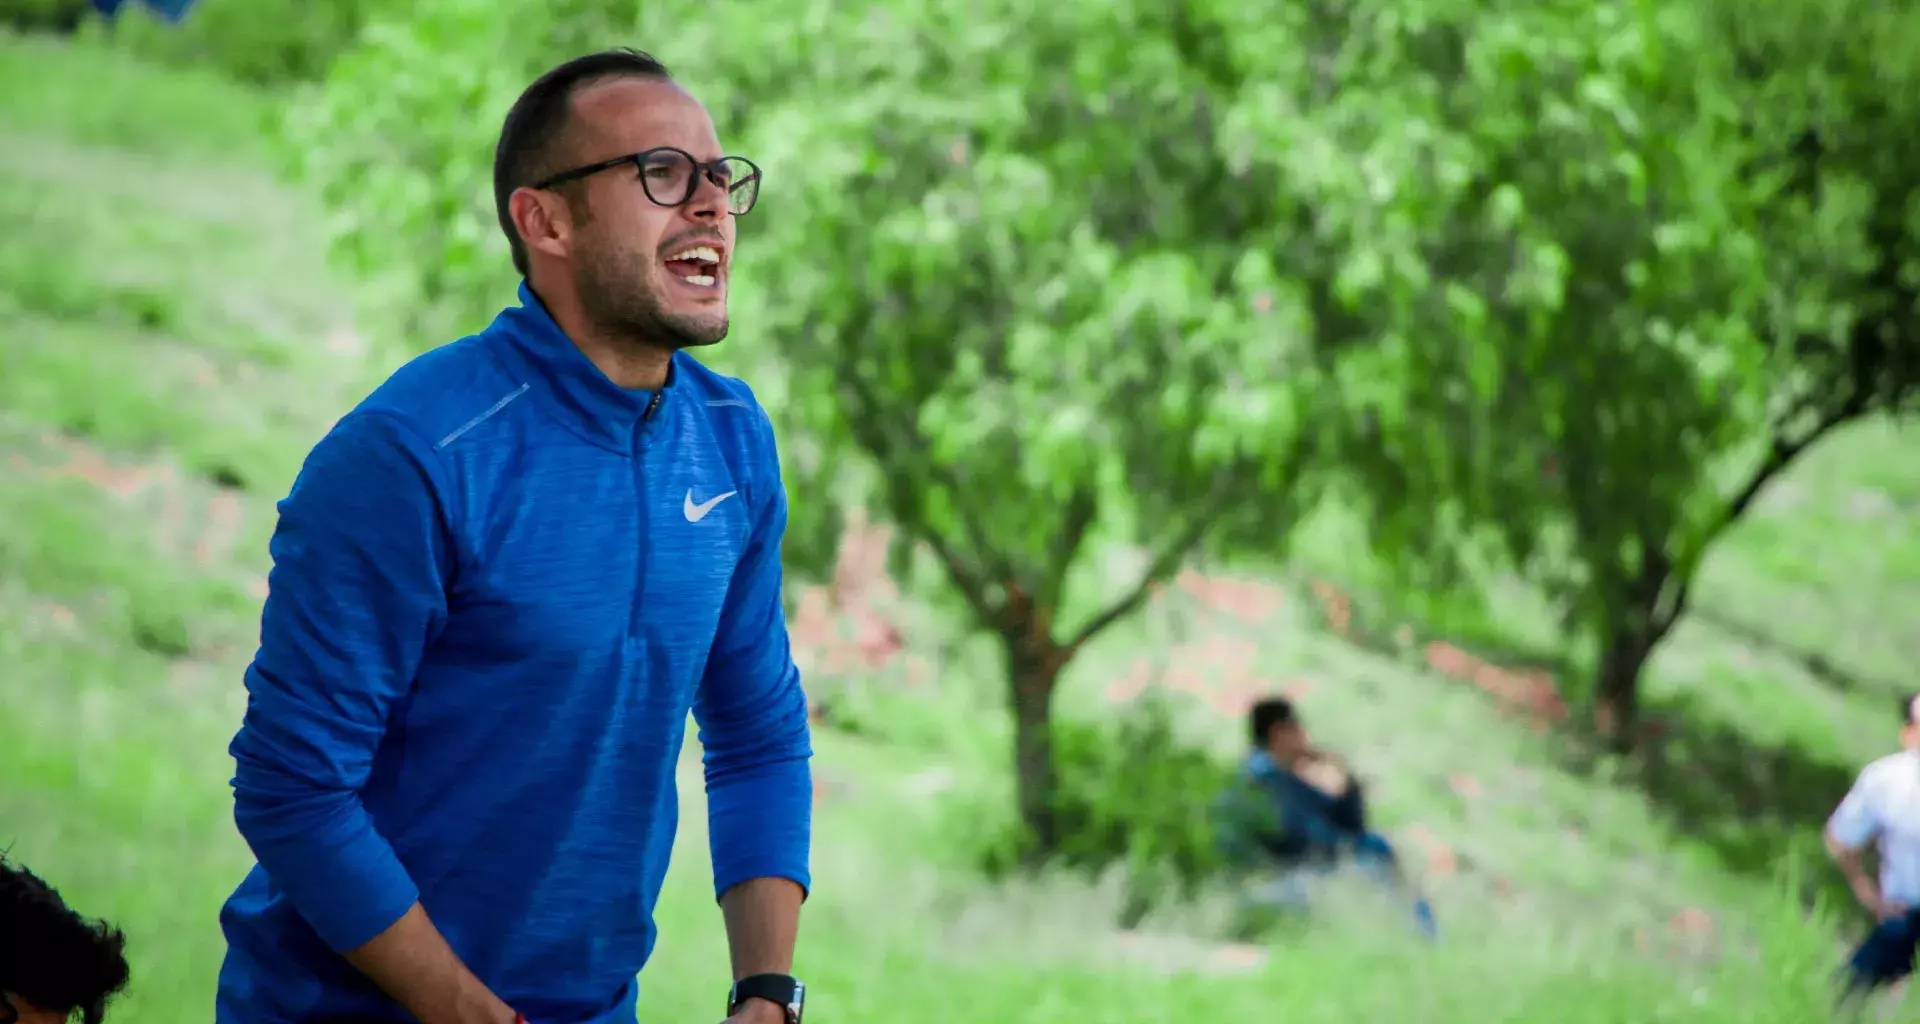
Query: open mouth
664 245 723 288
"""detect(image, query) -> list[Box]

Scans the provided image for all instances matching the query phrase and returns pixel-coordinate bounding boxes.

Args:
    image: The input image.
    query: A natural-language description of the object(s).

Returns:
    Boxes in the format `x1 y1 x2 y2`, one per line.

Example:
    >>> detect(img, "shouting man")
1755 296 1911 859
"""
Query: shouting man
215 50 812 1024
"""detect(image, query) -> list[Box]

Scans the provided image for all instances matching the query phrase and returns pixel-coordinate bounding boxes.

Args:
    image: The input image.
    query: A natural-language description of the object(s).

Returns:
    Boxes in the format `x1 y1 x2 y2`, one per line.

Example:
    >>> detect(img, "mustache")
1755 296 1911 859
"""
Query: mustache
658 231 727 254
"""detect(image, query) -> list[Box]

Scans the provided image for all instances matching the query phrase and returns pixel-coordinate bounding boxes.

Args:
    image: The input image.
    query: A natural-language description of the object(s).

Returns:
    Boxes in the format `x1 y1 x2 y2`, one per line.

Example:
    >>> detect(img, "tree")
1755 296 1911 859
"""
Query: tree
1294 0 1920 745
297 0 1915 839
294 0 1335 853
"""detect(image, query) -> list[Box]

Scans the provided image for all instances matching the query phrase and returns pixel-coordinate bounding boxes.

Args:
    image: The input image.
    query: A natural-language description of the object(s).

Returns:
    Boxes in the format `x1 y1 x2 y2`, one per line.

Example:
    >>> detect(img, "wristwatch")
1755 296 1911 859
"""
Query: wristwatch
727 973 805 1023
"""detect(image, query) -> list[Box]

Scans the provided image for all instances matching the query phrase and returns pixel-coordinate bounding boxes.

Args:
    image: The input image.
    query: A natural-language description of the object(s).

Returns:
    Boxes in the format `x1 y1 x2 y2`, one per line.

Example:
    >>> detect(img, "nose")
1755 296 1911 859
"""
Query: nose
683 166 729 222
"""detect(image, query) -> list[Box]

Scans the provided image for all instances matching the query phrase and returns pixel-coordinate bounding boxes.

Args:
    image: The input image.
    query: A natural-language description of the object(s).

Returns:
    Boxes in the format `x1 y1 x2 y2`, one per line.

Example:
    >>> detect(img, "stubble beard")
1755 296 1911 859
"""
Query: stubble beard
575 241 729 352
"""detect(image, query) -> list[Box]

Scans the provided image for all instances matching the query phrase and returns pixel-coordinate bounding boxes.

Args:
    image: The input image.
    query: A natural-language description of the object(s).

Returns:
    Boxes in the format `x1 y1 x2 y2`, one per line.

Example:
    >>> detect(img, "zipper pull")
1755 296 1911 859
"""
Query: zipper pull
643 391 663 421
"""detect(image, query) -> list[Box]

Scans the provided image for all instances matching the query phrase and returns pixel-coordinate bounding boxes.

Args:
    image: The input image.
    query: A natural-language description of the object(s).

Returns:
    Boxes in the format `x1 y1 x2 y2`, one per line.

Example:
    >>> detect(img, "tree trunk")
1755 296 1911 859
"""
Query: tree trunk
1594 626 1653 752
1005 628 1069 858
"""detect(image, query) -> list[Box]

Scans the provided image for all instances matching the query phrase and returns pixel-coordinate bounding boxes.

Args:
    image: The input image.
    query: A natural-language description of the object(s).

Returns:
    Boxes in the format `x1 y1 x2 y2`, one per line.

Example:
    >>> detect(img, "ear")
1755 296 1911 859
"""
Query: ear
509 186 574 263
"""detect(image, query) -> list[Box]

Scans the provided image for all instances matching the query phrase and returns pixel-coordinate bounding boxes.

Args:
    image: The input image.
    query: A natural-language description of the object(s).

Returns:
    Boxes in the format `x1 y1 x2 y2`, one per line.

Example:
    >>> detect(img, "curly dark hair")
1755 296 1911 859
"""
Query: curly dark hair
0 854 131 1024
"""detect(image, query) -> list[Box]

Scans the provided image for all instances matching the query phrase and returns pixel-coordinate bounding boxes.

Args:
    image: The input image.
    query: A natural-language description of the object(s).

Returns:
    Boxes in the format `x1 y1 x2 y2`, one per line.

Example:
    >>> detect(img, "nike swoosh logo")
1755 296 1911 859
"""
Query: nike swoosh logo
683 489 737 523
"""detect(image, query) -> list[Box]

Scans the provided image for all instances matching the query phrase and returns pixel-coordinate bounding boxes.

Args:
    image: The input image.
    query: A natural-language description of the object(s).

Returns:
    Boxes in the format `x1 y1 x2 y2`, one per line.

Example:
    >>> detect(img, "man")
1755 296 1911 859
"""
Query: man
1213 697 1436 939
0 855 131 1024
1827 692 1920 1010
215 49 812 1024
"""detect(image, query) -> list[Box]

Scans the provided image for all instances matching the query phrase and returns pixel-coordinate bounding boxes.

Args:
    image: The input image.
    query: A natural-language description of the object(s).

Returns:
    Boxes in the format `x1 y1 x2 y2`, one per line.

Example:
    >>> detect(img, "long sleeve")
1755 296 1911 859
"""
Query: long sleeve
693 409 813 900
228 411 454 952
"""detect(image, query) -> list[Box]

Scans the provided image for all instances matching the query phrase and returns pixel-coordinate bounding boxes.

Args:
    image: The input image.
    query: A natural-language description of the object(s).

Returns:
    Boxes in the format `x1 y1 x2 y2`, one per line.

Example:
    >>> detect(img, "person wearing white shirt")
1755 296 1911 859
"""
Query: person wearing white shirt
1827 692 1920 1007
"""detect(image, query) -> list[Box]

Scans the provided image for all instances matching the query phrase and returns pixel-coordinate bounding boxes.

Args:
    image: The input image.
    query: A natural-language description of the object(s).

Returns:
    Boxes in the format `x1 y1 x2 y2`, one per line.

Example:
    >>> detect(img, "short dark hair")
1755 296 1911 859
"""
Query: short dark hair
1248 697 1298 747
1902 693 1920 725
0 855 130 1024
492 48 674 278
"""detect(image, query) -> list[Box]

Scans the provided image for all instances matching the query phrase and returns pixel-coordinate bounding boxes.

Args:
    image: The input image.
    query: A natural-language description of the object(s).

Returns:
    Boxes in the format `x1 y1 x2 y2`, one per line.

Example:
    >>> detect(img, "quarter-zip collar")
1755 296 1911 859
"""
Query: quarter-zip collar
488 281 676 453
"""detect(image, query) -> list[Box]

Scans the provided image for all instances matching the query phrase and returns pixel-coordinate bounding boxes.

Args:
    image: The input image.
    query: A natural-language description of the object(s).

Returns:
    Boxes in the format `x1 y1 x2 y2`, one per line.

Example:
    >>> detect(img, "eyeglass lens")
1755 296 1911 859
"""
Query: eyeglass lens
638 151 759 215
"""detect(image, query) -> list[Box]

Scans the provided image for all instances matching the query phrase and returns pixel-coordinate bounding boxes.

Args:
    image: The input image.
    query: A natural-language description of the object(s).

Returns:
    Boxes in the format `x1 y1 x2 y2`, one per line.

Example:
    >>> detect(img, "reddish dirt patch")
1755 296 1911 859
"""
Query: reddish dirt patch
1105 658 1154 705
1423 640 1566 728
1278 678 1316 700
1403 824 1459 879
789 514 925 707
1447 773 1483 801
1208 942 1269 971
39 433 164 499
799 524 1575 746
1669 906 1714 937
27 434 251 569
1308 579 1353 637
193 488 247 566
1173 569 1287 625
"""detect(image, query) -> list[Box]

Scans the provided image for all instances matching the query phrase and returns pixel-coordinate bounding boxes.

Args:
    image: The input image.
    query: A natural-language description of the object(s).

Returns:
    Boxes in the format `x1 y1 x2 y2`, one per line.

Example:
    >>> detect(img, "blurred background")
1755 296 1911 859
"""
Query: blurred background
1 0 1916 1020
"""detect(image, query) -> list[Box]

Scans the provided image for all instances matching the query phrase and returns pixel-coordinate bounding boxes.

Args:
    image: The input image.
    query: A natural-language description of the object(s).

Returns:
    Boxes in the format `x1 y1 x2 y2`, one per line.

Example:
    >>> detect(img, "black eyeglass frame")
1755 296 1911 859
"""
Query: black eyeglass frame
529 146 761 215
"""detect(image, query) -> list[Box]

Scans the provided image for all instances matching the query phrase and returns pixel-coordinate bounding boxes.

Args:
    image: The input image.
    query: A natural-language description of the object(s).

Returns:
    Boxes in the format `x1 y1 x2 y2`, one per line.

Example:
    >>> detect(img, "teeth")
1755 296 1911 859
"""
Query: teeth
686 274 716 287
668 246 721 263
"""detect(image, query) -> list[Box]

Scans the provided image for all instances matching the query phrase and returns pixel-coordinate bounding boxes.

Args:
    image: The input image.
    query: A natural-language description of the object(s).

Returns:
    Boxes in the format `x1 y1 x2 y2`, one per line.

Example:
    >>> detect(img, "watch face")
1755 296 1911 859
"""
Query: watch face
789 980 806 1023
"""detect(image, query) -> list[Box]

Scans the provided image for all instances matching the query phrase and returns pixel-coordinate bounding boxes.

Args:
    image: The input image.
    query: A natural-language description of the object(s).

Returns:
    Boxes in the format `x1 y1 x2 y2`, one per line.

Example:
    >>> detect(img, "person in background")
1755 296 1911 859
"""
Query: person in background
1213 697 1436 939
214 49 811 1024
87 0 198 23
0 855 131 1024
1826 692 1920 1011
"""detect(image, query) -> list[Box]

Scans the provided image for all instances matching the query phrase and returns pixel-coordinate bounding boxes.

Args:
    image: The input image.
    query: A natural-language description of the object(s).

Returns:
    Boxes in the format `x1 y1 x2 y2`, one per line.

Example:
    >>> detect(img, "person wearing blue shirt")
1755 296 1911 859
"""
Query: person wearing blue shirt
1213 697 1436 940
1828 693 1920 1011
88 0 197 22
215 49 812 1024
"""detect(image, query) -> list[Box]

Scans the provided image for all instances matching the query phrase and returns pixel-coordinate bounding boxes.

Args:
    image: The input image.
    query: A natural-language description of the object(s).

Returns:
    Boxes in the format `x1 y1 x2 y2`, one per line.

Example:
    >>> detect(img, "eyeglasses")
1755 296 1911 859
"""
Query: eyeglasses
530 146 761 216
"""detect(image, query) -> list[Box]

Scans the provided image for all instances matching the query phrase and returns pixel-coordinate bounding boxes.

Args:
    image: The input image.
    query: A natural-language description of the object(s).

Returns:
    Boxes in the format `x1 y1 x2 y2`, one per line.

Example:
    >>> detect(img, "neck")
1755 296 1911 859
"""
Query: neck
529 279 674 390
573 330 673 391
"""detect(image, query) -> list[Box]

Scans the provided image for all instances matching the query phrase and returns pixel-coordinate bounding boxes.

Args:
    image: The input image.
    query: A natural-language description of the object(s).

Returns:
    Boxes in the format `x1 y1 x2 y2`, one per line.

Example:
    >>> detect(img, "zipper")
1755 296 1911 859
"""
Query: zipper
627 389 664 640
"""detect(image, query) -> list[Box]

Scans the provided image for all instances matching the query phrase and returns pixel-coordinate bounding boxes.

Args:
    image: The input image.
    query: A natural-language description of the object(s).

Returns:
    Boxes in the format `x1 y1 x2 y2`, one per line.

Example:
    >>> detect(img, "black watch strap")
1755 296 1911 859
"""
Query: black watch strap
728 973 804 1022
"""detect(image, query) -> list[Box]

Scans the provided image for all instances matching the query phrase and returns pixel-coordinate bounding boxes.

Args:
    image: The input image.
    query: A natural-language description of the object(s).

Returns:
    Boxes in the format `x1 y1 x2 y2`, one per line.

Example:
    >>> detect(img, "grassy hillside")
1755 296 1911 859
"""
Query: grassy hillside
0 31 1908 1023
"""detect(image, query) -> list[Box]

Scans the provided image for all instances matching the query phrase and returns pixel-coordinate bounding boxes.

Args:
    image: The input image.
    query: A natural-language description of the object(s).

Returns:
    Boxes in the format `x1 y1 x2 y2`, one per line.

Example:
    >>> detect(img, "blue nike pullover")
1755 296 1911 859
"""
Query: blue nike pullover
215 284 813 1024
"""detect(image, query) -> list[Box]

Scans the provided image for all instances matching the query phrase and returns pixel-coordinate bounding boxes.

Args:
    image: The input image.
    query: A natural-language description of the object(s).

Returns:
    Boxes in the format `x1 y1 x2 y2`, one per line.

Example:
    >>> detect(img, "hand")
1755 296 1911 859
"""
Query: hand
1850 875 1903 921
721 997 788 1024
1297 757 1351 797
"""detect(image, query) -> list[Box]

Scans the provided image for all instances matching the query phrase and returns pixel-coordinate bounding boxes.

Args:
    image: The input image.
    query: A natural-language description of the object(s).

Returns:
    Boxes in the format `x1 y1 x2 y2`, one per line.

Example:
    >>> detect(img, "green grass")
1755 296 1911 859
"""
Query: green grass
0 30 1911 1024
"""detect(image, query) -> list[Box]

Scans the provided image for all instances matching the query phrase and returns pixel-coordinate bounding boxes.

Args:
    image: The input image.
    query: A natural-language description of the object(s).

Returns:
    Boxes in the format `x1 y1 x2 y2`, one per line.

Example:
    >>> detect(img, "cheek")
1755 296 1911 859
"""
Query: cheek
581 193 667 250
611 192 676 246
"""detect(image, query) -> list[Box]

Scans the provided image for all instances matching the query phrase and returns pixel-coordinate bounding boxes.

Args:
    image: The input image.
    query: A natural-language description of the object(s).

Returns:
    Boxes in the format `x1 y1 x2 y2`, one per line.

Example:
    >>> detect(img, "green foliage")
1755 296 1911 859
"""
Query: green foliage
0 30 273 158
1222 0 1772 671
1259 0 1920 731
974 698 1233 924
97 0 392 86
0 0 89 33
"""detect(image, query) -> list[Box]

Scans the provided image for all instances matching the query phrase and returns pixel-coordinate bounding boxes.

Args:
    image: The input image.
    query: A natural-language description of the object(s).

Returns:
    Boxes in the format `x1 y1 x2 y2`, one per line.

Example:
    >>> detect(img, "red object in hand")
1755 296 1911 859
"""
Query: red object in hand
514 1016 529 1024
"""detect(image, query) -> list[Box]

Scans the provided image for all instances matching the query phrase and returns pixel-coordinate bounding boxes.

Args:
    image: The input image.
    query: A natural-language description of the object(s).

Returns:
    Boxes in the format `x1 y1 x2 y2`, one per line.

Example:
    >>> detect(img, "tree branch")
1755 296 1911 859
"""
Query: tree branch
1651 384 1874 638
841 371 1010 583
1063 467 1241 655
834 371 1011 628
1036 485 1098 619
